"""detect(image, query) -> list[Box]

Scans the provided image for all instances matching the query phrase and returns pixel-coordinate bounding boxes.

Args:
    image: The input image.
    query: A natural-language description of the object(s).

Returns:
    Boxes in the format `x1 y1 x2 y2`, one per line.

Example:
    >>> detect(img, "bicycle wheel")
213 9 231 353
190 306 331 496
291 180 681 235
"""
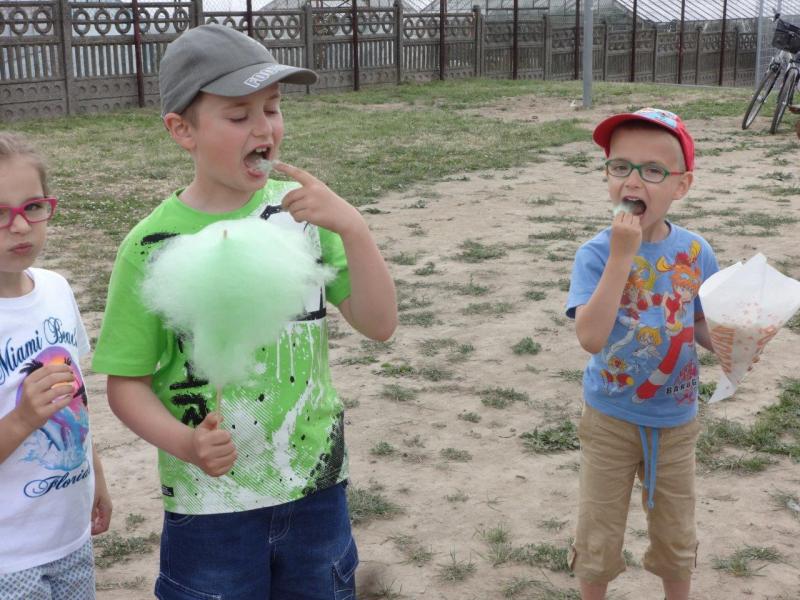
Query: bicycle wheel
742 66 781 129
770 67 798 134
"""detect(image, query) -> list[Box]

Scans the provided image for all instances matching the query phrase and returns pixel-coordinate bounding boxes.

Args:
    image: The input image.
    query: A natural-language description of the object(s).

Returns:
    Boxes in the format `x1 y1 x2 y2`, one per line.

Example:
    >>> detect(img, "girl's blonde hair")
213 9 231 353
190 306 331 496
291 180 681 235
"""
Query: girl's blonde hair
0 132 49 195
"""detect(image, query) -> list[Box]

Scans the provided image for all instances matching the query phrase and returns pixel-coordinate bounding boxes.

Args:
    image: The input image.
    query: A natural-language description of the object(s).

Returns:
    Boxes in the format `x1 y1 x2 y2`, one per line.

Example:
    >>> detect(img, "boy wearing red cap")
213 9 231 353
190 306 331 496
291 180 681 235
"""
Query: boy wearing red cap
565 108 719 600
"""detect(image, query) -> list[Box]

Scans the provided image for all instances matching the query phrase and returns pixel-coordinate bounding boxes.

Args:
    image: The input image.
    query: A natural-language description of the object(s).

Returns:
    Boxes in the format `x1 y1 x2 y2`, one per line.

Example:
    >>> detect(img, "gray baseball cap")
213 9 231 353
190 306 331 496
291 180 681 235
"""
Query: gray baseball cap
159 24 318 116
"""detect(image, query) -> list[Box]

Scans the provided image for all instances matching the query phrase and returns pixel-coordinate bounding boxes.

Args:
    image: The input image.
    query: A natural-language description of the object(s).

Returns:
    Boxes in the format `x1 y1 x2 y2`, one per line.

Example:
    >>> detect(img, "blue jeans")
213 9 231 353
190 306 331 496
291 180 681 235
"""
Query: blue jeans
154 482 357 600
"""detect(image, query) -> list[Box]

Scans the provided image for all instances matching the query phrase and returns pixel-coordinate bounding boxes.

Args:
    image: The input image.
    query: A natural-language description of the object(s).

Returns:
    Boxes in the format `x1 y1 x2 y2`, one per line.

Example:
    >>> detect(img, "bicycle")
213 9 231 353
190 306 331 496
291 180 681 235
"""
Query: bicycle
741 14 800 131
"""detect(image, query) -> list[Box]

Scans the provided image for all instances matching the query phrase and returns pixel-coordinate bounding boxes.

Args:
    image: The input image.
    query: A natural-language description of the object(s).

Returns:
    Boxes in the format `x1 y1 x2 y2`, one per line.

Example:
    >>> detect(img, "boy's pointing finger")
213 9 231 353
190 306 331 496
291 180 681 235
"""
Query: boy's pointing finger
273 161 316 186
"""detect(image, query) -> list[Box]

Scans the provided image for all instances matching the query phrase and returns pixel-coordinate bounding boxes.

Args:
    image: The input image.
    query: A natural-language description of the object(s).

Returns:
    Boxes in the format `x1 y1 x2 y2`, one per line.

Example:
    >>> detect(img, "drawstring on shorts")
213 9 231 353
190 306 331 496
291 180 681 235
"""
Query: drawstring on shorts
638 425 660 509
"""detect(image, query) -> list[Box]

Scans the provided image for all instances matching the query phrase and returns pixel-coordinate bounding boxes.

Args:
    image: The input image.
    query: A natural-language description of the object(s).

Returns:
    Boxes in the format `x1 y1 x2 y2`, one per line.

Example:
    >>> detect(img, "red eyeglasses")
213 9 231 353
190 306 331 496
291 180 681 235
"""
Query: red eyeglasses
0 197 57 229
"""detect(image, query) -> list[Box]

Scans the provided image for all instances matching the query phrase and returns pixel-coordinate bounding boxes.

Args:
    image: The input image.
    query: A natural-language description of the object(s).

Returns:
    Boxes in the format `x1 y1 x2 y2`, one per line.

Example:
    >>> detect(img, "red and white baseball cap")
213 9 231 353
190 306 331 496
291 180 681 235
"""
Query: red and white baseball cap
593 107 695 172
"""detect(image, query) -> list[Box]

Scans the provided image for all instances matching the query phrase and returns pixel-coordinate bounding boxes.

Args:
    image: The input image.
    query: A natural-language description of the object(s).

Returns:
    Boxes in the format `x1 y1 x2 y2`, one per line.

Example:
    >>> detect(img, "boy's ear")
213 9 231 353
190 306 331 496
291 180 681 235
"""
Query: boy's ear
163 112 195 152
673 171 693 200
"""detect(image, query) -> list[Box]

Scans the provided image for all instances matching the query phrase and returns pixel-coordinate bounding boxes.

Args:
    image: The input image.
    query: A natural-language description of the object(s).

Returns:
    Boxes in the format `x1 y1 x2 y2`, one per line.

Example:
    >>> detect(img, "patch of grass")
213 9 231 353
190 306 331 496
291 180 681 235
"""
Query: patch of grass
342 397 360 409
724 211 798 231
556 369 583 383
563 151 593 169
759 170 793 181
527 194 563 206
448 343 475 363
440 447 472 462
521 421 579 453
379 362 415 377
399 311 436 327
462 302 514 316
419 337 457 356
480 387 529 408
697 378 800 468
370 441 397 456
347 485 403 525
665 96 752 119
369 579 405 599
437 550 476 582
361 339 394 353
445 489 469 502
448 278 491 296
509 541 571 572
623 549 639 567
381 383 418 402
512 337 542 355
712 545 782 577
124 513 145 531
524 289 547 301
458 411 482 423
404 198 427 209
702 454 776 474
414 261 437 276
339 354 379 366
480 524 514 566
95 577 148 591
419 365 454 381
389 252 419 265
539 518 568 532
698 381 717 404
94 532 160 569
389 534 434 566
528 228 577 241
397 295 433 312
456 239 507 262
699 351 718 366
501 577 581 599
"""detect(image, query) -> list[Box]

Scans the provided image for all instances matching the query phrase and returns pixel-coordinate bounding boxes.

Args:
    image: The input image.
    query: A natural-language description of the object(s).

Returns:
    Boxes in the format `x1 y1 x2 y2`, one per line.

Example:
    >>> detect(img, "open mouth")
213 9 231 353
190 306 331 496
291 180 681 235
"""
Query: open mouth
621 198 646 216
244 146 274 175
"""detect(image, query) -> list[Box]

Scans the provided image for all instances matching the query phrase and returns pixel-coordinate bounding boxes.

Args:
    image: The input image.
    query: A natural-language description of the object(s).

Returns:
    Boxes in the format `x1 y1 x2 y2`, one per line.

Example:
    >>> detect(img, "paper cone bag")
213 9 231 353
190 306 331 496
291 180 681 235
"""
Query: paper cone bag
698 253 800 402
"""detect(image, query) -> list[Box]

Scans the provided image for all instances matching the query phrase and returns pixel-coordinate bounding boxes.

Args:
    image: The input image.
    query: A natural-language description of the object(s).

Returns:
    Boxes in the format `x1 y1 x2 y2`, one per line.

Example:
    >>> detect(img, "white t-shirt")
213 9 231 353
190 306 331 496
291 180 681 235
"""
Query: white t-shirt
0 268 94 574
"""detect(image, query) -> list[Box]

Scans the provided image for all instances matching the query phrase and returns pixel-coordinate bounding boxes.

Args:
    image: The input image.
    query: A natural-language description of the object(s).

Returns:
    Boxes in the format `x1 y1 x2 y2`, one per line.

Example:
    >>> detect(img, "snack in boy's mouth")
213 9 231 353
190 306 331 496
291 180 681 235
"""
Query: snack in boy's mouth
612 199 636 216
255 158 275 175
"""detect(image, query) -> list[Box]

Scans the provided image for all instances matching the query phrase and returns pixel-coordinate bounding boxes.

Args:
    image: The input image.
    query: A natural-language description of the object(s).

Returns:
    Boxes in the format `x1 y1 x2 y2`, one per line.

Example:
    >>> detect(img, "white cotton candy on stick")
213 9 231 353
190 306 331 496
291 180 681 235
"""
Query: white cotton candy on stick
142 219 335 413
698 253 800 402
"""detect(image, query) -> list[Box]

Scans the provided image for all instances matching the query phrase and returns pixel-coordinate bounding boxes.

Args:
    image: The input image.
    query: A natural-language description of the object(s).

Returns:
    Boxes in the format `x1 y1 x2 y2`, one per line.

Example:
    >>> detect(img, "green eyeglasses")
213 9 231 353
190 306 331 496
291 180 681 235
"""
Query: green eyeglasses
604 159 685 183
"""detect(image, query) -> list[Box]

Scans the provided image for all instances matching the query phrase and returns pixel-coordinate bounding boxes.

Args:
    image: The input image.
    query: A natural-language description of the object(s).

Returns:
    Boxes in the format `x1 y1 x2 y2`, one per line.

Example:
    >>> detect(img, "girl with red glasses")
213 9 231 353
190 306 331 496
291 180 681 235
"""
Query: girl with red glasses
0 132 112 599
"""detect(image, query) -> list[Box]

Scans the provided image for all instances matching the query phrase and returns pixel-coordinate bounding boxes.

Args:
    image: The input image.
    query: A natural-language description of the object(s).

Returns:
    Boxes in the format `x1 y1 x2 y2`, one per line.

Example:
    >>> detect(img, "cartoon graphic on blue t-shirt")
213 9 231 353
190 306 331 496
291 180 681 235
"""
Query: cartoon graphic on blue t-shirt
15 347 88 471
631 240 702 403
567 225 718 428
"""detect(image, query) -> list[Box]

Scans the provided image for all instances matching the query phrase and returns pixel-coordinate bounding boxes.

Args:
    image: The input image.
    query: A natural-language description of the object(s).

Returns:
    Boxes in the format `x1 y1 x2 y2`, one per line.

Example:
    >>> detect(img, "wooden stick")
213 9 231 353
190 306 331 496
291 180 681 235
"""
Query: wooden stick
216 386 222 418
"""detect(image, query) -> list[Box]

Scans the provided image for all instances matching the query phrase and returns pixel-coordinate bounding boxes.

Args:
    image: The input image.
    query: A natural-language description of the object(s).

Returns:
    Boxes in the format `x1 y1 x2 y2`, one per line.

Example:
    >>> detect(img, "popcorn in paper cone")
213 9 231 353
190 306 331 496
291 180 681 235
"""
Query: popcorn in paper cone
698 253 800 402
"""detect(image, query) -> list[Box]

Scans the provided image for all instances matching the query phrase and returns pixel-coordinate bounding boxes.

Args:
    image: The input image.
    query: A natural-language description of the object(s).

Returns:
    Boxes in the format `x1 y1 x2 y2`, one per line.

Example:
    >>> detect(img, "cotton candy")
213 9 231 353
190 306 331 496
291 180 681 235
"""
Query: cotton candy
142 218 335 394
255 159 275 176
612 200 634 216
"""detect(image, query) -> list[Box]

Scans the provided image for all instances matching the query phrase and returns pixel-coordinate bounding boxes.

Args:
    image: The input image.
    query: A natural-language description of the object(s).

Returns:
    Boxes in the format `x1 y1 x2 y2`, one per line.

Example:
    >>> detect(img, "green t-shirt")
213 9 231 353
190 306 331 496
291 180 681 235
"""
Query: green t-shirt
92 180 351 514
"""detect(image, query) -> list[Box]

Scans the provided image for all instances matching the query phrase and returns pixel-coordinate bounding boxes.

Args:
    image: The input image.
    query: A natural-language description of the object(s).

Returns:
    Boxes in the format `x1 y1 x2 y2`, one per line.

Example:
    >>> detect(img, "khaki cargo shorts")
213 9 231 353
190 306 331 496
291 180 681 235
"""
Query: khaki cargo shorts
570 404 701 583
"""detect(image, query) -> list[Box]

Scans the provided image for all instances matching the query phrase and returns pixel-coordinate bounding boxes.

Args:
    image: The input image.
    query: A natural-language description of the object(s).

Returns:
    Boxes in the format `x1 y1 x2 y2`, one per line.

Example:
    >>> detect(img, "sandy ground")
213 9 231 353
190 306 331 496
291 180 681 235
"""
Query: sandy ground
55 95 800 599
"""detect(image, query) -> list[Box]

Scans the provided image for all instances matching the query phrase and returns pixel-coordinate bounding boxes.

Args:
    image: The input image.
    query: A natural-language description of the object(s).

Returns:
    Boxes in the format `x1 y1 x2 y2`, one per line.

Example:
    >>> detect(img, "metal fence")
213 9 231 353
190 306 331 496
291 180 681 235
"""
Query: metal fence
0 0 781 121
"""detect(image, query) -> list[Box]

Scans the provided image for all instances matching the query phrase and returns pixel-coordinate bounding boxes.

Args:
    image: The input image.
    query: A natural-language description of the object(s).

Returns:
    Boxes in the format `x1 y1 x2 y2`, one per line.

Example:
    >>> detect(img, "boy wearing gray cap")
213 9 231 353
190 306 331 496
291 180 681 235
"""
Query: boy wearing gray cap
92 24 397 599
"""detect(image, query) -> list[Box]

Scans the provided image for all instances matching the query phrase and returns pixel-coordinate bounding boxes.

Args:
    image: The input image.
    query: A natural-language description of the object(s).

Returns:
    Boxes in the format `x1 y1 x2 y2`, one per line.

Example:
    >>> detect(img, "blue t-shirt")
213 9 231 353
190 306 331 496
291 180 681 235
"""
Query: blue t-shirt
566 223 719 427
